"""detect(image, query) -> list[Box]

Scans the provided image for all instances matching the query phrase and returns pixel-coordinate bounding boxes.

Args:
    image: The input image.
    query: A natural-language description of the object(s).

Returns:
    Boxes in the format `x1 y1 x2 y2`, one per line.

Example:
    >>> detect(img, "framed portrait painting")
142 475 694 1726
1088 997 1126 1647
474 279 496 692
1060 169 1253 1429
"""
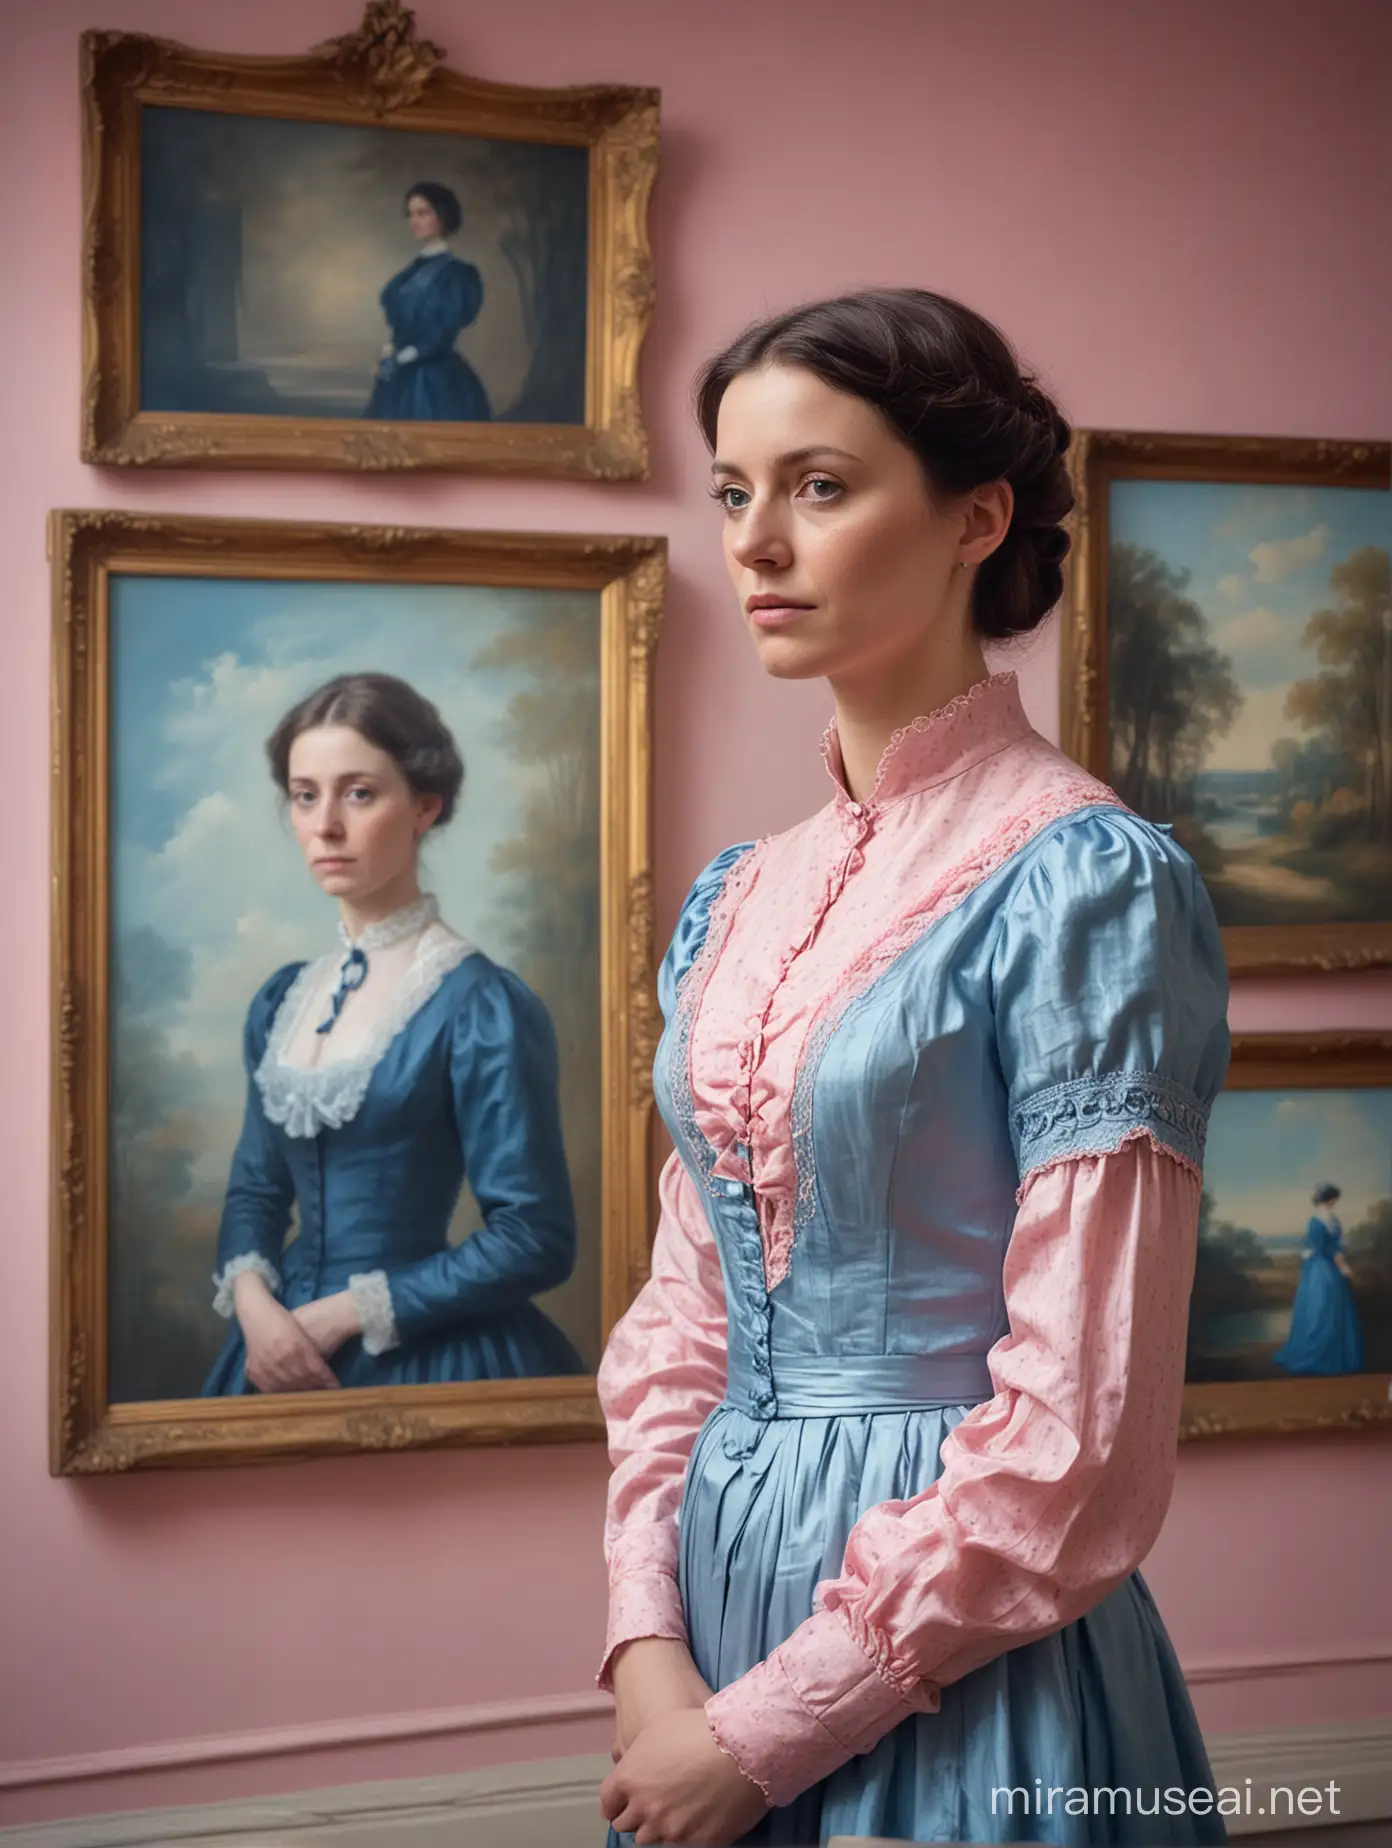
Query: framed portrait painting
1063 430 1392 973
1181 1032 1392 1441
50 510 663 1473
81 1 658 477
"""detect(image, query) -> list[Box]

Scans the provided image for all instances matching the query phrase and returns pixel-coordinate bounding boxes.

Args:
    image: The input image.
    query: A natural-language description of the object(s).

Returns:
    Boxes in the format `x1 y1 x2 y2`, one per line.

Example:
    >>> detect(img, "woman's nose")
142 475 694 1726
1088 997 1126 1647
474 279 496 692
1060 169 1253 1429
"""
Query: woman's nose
728 503 793 573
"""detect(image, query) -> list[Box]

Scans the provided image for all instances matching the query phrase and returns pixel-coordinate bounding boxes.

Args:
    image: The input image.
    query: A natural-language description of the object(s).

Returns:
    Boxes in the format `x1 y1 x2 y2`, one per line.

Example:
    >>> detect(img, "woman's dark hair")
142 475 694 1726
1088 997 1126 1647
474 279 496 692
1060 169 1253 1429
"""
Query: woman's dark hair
1312 1183 1342 1205
405 181 462 236
695 289 1073 640
267 673 464 830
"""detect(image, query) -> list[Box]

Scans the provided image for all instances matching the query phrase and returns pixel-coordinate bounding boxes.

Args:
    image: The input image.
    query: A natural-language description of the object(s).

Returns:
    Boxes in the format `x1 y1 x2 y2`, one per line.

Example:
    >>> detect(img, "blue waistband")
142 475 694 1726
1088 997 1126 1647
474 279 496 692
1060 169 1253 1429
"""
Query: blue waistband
726 1351 995 1418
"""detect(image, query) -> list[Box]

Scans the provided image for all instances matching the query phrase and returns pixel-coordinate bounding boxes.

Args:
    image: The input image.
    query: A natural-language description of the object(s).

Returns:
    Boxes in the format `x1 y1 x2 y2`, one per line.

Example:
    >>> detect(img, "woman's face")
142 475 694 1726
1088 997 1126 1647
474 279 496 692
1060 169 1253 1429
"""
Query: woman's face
710 362 1007 689
286 725 441 904
407 194 444 240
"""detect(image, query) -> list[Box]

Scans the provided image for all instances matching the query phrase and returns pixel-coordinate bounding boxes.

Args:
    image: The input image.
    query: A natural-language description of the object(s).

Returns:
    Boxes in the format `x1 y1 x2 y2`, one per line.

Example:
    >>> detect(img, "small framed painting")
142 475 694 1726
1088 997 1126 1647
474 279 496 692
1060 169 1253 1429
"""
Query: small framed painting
50 509 663 1472
1181 1032 1392 1441
81 1 658 477
1063 430 1392 974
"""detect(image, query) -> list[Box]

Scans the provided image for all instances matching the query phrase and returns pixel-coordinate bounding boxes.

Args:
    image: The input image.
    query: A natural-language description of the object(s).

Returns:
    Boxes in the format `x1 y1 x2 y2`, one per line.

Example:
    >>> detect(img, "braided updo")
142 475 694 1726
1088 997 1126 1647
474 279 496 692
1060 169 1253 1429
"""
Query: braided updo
267 672 464 828
694 289 1073 640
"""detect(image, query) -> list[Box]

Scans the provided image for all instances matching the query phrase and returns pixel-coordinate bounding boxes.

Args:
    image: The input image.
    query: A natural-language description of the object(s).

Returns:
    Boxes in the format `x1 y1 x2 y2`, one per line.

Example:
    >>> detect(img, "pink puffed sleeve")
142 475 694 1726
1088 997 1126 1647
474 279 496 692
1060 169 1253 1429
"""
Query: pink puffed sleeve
704 1135 1201 1806
596 1148 728 1690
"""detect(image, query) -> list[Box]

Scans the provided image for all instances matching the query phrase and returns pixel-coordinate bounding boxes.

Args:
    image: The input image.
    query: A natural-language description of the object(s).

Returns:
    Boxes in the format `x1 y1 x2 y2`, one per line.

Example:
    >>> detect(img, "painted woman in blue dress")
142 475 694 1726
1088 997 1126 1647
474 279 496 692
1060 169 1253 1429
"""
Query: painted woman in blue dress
202 671 584 1396
1272 1183 1366 1375
363 182 492 423
596 293 1232 1845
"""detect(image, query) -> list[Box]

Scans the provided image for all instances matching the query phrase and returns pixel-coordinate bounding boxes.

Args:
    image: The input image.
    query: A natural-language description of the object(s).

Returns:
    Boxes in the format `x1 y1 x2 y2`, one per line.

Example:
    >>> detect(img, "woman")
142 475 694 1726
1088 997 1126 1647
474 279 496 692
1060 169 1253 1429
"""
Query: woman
363 182 492 423
1273 1183 1365 1375
596 292 1232 1847
202 671 584 1395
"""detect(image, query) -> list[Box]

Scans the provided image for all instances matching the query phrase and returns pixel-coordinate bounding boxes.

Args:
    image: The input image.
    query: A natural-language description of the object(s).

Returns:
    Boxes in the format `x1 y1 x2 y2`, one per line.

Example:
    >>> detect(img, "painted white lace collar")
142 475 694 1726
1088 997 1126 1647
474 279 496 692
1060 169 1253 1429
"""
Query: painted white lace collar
339 892 440 952
255 899 477 1139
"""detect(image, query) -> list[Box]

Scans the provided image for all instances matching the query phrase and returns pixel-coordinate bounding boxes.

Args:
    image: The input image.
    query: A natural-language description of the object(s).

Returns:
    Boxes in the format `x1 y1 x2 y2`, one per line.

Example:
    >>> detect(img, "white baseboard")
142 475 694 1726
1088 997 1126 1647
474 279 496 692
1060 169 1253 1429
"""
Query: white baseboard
1208 1719 1392 1836
0 1754 615 1848
4 1721 1389 1846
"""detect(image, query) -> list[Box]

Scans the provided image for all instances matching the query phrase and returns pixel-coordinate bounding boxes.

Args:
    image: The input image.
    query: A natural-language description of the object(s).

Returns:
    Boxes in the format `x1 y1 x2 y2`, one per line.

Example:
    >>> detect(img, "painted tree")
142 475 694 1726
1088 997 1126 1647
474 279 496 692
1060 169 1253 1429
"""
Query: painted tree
468 595 603 1366
1284 545 1392 837
1108 543 1243 817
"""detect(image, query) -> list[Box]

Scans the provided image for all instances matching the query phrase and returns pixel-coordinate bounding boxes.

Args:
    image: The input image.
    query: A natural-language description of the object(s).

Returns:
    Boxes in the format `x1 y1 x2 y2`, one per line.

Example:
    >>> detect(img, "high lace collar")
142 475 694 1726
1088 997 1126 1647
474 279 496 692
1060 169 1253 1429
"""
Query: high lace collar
337 892 439 953
821 670 1031 809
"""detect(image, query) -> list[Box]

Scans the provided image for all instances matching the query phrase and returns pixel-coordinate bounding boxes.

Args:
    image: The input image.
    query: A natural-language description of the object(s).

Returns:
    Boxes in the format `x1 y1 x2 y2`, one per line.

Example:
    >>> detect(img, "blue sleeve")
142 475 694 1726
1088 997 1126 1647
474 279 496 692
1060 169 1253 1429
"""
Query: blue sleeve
656 842 757 1022
413 261 483 358
383 964 578 1342
214 966 302 1284
991 808 1230 1186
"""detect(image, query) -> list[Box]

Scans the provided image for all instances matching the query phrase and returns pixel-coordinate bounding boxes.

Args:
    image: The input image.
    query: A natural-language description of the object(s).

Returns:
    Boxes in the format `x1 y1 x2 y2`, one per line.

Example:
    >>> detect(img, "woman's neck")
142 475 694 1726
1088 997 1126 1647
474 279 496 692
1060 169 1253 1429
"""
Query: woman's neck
830 635 991 804
338 872 424 940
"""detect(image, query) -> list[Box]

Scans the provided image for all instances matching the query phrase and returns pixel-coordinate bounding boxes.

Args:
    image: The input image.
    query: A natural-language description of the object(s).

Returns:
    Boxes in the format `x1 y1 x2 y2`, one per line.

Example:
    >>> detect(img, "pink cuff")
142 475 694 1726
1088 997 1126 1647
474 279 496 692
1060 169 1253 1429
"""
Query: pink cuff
704 1608 931 1807
596 1571 688 1692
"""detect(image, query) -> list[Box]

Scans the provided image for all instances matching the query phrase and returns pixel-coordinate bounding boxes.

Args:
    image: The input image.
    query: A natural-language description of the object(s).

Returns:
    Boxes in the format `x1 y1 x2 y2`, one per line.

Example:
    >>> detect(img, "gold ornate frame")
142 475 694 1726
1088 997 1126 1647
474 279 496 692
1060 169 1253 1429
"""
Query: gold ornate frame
81 1 658 477
50 509 663 1472
1180 1032 1392 1442
1062 429 1392 974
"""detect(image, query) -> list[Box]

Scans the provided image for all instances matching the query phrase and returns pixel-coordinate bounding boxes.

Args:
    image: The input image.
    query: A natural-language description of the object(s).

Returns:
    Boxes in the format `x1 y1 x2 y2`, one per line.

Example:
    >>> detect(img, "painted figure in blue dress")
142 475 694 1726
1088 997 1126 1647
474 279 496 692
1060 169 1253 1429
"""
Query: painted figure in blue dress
363 182 492 423
1272 1183 1366 1376
596 293 1233 1845
202 671 584 1396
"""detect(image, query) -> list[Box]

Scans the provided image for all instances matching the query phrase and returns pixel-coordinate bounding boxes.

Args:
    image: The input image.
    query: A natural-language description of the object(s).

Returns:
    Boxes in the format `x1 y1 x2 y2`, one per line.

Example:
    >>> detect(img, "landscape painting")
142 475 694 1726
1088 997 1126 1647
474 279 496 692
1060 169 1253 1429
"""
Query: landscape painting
1107 477 1391 933
1188 1085 1392 1383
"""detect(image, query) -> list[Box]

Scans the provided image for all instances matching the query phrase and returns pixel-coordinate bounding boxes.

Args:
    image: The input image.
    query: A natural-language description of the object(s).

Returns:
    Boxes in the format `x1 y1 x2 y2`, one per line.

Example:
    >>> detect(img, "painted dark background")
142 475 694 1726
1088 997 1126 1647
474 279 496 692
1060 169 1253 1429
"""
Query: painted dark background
139 105 588 422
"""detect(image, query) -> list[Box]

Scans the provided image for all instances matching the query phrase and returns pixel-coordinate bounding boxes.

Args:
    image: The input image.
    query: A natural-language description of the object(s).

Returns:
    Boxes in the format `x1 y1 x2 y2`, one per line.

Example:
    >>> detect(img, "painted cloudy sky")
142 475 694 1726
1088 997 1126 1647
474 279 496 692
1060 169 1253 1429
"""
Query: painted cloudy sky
1109 480 1390 773
109 573 597 1195
1204 1087 1392 1247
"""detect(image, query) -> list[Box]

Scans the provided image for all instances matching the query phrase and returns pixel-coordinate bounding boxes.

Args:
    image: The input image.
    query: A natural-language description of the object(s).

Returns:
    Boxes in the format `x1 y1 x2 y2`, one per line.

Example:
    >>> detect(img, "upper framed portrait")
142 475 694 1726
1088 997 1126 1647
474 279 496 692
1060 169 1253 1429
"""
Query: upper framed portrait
1181 1032 1392 1442
80 1 658 477
50 509 663 1473
1063 430 1392 974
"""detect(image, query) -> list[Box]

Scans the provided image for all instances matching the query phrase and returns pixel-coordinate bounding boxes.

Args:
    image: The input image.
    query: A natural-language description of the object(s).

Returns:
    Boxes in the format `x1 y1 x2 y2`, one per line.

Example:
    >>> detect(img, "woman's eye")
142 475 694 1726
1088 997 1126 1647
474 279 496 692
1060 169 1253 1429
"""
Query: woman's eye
347 786 375 803
712 483 751 512
800 475 842 502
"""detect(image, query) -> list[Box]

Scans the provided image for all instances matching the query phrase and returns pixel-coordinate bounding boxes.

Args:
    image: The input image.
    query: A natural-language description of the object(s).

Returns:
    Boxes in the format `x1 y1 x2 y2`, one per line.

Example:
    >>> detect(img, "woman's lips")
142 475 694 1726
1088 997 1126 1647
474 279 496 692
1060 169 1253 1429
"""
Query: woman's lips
748 602 815 629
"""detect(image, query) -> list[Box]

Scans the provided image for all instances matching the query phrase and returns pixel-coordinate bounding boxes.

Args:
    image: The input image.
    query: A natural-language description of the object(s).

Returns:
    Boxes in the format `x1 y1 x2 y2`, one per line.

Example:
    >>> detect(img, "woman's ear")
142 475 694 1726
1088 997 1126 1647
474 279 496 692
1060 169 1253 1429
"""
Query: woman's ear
415 792 444 837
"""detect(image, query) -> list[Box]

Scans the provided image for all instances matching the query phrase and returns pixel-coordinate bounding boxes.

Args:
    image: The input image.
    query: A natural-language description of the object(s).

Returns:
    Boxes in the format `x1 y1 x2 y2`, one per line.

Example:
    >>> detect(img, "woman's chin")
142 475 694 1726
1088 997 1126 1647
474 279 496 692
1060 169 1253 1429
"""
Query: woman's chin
751 632 841 682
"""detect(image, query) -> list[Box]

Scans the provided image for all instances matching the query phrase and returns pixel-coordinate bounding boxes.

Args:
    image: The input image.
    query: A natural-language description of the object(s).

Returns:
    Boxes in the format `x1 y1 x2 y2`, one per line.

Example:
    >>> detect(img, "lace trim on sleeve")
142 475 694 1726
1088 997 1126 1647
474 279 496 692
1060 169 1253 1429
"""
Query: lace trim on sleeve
211 1252 281 1318
348 1271 400 1354
1011 1070 1208 1194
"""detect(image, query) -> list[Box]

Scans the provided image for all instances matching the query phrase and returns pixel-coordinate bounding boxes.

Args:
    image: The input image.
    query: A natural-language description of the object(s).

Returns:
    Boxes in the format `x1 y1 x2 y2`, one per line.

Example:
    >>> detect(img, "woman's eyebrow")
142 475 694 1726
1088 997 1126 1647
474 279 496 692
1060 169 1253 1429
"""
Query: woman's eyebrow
710 445 862 475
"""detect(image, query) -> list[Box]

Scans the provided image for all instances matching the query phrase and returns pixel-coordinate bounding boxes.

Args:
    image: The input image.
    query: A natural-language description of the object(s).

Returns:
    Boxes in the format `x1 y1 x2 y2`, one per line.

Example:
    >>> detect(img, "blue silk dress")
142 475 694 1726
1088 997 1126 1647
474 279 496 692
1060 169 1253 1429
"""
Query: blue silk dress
363 251 492 422
202 942 584 1393
1273 1215 1366 1375
605 690 1232 1848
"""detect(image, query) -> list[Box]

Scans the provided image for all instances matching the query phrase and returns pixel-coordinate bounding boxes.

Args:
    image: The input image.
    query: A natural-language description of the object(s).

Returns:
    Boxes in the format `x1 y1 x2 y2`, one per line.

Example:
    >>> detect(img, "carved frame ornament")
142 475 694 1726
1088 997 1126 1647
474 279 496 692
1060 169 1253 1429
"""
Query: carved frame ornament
1062 429 1392 975
81 0 659 477
50 509 664 1473
1179 1032 1392 1442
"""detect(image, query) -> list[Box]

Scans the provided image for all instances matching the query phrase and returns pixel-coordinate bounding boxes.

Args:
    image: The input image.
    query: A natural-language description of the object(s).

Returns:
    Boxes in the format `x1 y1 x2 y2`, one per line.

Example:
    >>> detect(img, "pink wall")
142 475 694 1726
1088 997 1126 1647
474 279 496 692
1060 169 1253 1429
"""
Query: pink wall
2 0 1390 1827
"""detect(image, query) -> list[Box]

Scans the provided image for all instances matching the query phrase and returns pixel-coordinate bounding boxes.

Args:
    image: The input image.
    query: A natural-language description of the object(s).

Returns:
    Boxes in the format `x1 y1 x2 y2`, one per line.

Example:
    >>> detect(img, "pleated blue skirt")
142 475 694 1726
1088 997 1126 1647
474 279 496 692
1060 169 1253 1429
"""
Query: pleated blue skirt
610 1400 1225 1847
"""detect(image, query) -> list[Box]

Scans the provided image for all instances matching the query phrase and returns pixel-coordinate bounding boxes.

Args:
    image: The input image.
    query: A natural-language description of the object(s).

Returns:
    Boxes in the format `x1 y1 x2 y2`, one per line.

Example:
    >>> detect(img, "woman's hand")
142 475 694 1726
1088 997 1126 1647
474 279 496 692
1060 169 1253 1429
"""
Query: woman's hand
608 1637 713 1761
600 1708 768 1846
292 1291 362 1360
233 1273 339 1392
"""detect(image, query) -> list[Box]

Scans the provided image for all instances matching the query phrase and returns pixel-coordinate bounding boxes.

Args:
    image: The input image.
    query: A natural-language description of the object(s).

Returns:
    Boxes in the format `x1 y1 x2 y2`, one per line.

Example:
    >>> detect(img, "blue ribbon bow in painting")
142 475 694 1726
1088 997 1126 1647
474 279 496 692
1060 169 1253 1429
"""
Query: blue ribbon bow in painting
316 944 369 1037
